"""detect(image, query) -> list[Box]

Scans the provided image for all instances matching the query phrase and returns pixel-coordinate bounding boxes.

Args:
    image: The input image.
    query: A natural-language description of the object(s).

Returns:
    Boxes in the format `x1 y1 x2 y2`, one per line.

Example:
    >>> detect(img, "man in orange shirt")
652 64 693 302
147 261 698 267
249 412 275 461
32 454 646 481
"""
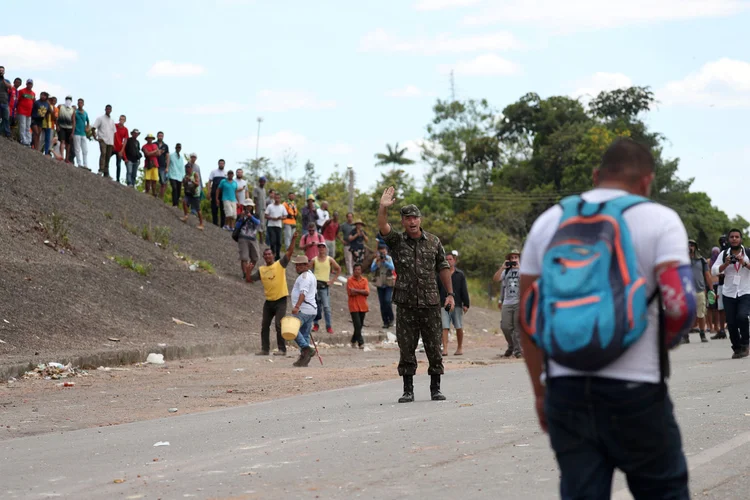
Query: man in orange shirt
347 263 370 348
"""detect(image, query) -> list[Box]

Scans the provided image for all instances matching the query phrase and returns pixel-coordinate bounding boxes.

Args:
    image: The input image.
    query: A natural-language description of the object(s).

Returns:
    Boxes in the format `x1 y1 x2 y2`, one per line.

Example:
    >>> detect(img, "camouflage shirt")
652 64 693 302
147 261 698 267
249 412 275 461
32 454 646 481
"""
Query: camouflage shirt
380 227 450 308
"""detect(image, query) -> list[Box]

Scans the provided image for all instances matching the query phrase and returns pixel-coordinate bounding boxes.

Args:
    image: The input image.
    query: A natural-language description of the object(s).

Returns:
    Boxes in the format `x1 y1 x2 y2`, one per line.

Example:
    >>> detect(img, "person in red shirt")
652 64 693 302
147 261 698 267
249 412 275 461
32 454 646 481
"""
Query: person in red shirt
141 133 161 196
347 263 370 348
113 115 129 184
321 212 340 259
16 79 35 146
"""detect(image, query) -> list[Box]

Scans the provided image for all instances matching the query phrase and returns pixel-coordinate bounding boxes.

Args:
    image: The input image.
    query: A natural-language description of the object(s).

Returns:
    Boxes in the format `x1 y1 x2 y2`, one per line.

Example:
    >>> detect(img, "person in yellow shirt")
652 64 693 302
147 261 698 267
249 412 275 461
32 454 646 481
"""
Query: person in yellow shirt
247 231 298 356
282 192 299 249
312 242 341 334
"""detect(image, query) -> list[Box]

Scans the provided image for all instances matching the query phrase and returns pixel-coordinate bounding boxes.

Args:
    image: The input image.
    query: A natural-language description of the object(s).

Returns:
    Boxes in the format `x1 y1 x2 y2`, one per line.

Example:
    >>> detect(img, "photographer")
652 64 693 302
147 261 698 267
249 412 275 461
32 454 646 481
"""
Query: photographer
711 229 750 359
493 250 522 358
371 244 395 329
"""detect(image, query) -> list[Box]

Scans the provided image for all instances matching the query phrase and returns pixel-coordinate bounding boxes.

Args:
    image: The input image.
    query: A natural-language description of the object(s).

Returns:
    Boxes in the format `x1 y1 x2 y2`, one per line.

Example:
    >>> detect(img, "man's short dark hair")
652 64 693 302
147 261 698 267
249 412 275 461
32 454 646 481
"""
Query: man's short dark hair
728 228 743 238
0 66 4 70
157 131 163 135
219 159 225 163
599 138 655 182
353 263 362 270
175 143 181 147
347 212 353 217
14 77 21 83
120 114 126 119
105 104 112 108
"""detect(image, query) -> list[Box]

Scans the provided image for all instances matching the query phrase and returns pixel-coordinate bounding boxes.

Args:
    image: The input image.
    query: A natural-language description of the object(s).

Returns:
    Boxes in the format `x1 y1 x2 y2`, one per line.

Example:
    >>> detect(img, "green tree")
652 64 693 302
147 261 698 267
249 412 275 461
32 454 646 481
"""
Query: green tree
237 157 273 181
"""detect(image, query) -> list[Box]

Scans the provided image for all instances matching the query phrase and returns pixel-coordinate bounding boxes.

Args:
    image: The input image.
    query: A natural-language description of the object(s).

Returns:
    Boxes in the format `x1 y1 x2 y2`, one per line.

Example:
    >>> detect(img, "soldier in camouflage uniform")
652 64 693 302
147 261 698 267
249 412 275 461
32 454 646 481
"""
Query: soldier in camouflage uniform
378 186 455 403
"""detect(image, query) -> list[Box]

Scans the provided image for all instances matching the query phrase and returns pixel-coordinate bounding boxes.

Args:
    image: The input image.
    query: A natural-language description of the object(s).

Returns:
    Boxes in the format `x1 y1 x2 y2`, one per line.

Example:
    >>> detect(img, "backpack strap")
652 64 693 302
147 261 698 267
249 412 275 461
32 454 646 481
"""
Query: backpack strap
603 194 650 214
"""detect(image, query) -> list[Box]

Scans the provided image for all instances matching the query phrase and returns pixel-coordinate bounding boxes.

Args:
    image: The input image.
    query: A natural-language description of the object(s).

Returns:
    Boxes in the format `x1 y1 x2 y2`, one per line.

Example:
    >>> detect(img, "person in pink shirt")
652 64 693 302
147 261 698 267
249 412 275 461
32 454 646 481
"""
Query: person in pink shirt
300 222 324 261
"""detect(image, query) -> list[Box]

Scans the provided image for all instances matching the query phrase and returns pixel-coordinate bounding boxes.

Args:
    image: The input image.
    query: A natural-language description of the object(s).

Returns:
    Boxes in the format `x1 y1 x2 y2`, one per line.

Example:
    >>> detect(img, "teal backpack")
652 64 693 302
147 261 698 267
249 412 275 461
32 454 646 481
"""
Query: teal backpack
521 195 653 371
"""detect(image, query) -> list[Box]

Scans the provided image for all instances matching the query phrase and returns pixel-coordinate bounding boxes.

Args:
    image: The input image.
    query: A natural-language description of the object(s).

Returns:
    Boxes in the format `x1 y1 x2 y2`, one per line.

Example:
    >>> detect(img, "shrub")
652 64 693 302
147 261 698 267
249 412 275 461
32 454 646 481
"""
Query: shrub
112 256 151 276
152 226 171 247
197 260 215 274
43 212 71 249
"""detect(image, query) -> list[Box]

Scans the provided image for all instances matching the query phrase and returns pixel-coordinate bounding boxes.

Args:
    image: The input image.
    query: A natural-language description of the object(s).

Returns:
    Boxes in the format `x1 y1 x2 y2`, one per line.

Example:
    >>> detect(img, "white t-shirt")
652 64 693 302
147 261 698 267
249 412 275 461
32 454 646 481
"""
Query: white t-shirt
235 179 248 204
316 208 330 227
520 188 689 384
265 203 288 228
208 168 226 182
93 115 116 145
292 270 318 315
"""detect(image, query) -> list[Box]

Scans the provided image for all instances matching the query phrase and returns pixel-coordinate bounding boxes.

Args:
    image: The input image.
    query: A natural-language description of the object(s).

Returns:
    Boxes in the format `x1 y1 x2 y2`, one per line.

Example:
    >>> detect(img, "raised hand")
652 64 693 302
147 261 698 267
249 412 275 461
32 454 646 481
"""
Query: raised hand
380 186 396 208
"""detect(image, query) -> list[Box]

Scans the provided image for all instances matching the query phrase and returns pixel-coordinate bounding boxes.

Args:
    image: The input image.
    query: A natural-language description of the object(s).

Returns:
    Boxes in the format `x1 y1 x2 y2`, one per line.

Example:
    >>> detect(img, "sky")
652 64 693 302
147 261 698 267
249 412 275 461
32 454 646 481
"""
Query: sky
3 0 749 217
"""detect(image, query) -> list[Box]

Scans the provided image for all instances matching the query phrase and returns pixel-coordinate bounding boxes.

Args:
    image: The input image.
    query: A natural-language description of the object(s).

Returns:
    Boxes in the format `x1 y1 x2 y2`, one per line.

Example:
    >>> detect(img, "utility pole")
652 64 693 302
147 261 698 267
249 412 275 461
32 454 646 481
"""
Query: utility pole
255 117 263 160
347 165 354 213
450 70 456 102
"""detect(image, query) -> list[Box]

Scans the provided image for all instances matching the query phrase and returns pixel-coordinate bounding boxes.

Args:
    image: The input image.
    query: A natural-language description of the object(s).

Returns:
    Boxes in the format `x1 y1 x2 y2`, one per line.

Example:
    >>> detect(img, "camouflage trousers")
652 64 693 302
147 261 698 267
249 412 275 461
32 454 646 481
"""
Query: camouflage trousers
396 306 444 376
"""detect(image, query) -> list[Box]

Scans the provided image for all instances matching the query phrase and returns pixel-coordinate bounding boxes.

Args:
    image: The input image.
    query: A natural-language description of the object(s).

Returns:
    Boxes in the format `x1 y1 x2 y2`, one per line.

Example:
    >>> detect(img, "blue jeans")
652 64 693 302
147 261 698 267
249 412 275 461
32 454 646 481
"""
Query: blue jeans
0 104 9 137
545 377 689 500
294 312 315 349
43 128 52 155
314 286 332 328
126 160 139 186
377 287 394 326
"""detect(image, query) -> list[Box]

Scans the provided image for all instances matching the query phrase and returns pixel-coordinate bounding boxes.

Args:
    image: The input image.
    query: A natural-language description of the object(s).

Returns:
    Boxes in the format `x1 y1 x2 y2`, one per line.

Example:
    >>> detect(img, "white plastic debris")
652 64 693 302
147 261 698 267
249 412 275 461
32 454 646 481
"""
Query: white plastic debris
386 332 397 343
189 264 197 272
363 346 373 352
146 353 165 365
48 362 66 369
153 441 170 447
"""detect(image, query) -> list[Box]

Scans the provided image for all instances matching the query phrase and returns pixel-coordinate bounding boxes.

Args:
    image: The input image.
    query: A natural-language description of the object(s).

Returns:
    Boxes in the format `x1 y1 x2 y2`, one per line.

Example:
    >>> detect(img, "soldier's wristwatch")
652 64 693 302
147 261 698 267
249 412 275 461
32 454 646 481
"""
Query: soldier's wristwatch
447 292 455 298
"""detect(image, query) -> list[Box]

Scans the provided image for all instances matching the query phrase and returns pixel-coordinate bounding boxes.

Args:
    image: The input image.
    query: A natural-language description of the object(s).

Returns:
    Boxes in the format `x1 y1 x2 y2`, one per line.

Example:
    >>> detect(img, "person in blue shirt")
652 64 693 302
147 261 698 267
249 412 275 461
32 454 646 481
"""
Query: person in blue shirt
216 170 239 230
371 243 396 328
73 98 90 168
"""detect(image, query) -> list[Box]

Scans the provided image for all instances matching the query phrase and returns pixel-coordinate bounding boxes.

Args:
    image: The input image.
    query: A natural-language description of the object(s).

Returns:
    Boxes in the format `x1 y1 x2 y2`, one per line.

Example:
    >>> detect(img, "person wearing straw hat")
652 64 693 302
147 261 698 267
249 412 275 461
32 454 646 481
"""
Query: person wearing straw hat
141 133 161 196
236 199 261 278
347 219 369 267
685 238 713 344
493 249 522 358
378 186 454 403
290 254 319 367
247 231 299 356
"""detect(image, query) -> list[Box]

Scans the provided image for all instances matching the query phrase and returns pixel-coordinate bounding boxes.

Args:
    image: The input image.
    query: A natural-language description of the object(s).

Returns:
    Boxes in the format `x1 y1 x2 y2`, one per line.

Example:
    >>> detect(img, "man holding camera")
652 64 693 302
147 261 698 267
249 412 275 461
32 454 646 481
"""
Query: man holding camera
712 229 750 359
494 250 522 358
371 243 395 329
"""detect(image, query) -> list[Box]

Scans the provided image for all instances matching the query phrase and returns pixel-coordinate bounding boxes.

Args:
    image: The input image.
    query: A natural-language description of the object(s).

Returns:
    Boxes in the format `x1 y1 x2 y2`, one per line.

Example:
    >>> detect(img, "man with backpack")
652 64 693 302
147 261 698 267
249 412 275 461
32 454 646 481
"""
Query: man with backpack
711 229 750 359
683 239 713 344
180 161 204 230
519 138 696 499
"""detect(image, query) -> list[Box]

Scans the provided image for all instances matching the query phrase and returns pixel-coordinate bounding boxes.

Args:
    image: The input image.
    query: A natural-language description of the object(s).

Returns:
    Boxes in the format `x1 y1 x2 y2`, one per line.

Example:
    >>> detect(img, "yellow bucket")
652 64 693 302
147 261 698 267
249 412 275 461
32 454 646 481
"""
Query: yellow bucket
281 315 301 341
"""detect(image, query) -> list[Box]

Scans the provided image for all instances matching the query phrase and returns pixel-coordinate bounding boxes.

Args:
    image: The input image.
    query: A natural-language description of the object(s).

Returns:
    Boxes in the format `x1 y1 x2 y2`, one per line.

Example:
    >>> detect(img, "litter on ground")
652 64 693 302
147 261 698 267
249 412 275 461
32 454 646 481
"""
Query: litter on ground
146 353 165 365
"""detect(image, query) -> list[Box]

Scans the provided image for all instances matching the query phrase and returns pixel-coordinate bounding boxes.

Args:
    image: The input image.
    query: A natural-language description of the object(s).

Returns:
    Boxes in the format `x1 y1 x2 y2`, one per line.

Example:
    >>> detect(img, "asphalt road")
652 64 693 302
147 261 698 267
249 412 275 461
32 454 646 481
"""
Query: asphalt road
3 339 750 499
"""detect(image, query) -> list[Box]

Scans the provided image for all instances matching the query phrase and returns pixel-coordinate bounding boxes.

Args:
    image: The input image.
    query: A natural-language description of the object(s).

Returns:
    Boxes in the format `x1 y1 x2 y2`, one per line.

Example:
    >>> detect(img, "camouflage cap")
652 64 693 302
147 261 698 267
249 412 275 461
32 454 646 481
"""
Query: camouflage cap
400 204 422 217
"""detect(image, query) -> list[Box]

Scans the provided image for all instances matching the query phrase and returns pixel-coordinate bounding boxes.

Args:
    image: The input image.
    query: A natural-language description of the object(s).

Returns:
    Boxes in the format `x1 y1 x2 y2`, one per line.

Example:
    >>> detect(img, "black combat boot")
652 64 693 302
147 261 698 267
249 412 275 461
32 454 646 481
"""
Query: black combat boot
430 374 446 401
398 375 414 403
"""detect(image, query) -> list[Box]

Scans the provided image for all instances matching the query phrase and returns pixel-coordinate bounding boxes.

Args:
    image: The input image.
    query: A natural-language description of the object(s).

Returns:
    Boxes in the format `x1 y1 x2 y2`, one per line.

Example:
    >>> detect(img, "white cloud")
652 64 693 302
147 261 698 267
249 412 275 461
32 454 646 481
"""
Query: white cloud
328 143 355 155
235 130 310 154
180 101 251 115
659 58 750 108
386 85 425 98
33 79 68 99
441 53 521 76
360 29 521 54
256 90 336 112
462 0 748 31
572 72 633 99
0 35 77 70
414 0 484 10
147 61 206 78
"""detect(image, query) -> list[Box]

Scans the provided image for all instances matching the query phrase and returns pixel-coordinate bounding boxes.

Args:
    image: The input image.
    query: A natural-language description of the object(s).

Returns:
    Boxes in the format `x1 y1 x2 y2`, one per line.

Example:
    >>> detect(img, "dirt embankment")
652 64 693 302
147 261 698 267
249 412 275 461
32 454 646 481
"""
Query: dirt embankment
0 139 504 373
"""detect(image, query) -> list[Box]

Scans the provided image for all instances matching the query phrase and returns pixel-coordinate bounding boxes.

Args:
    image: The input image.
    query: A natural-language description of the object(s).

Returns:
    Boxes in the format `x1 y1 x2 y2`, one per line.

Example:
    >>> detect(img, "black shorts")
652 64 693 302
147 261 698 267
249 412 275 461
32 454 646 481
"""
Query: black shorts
58 128 72 142
185 195 201 213
31 118 43 128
